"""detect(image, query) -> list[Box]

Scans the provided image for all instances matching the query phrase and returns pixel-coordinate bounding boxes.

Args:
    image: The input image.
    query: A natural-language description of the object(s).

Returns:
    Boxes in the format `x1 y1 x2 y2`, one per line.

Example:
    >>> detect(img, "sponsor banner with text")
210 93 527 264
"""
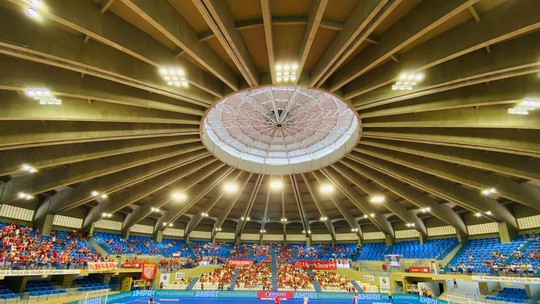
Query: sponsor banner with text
257 291 293 299
0 269 81 277
472 276 540 284
120 261 142 269
293 260 337 270
88 261 118 272
228 260 254 267
409 266 431 273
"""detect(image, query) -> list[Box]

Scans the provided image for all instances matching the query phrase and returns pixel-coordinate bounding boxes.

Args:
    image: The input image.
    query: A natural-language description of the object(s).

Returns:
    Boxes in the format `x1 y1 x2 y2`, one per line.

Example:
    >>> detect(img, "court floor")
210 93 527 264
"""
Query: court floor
111 297 398 304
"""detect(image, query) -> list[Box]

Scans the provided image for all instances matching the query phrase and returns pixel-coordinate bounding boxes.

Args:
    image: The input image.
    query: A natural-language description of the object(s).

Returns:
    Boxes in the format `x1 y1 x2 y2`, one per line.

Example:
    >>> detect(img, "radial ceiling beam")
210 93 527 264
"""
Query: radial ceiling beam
357 145 540 211
324 166 427 238
46 150 208 214
0 144 205 205
184 192 227 237
363 105 540 130
353 33 540 109
328 0 475 92
236 175 264 238
309 0 390 87
0 7 222 101
361 139 540 182
194 0 259 87
119 0 238 92
362 128 540 158
0 55 205 115
349 152 518 229
294 0 328 85
300 173 336 240
5 0 225 101
212 172 253 238
154 166 236 232
0 136 198 177
359 74 540 119
290 175 310 237
314 168 394 237
82 158 222 230
122 164 241 233
311 171 362 239
260 0 276 84
343 0 540 99
0 93 200 125
339 159 467 235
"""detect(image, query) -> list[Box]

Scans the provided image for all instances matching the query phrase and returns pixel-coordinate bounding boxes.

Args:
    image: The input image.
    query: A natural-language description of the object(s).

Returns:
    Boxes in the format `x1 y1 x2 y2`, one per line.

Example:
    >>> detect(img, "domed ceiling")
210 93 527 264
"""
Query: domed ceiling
0 0 539 241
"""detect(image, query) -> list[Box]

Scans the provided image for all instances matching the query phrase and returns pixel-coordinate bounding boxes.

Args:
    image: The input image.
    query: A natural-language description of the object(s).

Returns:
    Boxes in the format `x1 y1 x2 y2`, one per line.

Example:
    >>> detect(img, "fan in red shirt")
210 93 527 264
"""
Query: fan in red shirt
275 296 280 304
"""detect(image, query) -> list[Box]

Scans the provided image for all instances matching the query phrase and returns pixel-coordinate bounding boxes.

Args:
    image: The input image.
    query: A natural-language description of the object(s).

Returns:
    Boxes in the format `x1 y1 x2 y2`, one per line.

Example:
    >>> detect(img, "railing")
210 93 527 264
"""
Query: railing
0 285 120 304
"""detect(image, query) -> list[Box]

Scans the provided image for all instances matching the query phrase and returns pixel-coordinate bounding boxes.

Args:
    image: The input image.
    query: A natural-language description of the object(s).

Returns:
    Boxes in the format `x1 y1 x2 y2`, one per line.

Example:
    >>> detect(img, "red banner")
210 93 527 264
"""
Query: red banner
88 261 118 272
408 266 430 273
120 261 142 269
228 260 254 267
294 260 337 270
257 291 293 299
141 263 158 280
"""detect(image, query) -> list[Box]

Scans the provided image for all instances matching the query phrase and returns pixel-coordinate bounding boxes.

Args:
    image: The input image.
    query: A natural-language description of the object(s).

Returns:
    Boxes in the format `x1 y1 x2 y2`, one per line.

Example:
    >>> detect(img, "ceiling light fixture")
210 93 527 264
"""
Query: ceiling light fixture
101 213 112 218
91 191 99 197
25 88 62 105
406 223 416 228
370 213 375 217
508 98 540 115
26 7 39 18
280 218 287 222
475 212 482 217
391 72 424 91
171 192 187 201
270 181 283 189
159 67 188 88
260 229 266 233
152 207 161 212
481 187 497 195
421 207 431 213
369 195 385 203
21 164 37 173
215 227 222 231
320 216 328 221
224 183 238 192
100 194 108 199
17 192 33 200
275 62 298 82
363 215 368 219
486 211 492 215
201 212 209 217
351 228 359 232
320 184 334 193
168 223 173 227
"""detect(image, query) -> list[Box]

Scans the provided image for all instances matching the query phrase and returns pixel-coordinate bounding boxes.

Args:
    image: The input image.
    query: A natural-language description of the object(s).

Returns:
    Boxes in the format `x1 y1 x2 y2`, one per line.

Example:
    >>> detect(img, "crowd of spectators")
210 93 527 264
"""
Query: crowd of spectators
312 270 356 292
158 258 196 272
235 262 272 290
276 264 314 291
195 265 235 290
0 222 105 268
94 232 159 255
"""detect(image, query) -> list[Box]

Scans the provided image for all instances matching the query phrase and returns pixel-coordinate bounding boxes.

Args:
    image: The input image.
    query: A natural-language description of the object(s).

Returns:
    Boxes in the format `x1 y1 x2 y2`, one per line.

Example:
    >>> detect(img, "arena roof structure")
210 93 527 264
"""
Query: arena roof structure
0 0 539 242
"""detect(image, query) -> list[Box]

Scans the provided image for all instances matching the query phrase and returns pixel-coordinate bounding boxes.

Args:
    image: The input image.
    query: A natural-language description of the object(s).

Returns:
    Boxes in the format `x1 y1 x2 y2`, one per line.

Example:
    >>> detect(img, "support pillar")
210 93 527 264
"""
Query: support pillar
306 237 311 246
155 230 163 242
121 228 130 240
385 234 395 246
419 232 427 244
498 222 518 243
34 213 54 236
457 229 468 244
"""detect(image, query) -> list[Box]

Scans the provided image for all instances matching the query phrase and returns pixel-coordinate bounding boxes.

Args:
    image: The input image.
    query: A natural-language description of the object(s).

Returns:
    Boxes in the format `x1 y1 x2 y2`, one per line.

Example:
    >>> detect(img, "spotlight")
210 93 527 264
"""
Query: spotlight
171 192 187 201
21 164 37 173
486 211 492 215
260 229 266 233
100 194 108 199
201 212 208 217
320 185 334 193
351 228 359 232
25 88 62 105
168 223 173 227
320 216 328 221
17 192 33 200
475 212 482 218
363 215 368 219
224 183 238 192
280 218 287 222
91 191 99 197
270 181 283 189
369 195 385 203
481 188 497 195
26 7 39 18
370 213 375 217
215 227 222 231
159 67 188 87
274 62 297 82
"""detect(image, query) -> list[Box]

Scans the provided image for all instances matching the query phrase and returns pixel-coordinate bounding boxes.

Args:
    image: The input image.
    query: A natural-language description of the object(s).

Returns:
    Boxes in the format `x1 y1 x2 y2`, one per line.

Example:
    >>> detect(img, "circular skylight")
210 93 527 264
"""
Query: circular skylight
201 86 360 175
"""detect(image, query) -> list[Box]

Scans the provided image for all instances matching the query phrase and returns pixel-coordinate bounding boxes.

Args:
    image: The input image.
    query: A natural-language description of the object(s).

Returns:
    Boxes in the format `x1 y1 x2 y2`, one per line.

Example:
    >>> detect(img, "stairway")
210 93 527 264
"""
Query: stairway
506 239 533 265
88 238 110 257
271 247 278 291
350 280 363 293
307 270 322 292
229 268 240 290
186 278 199 290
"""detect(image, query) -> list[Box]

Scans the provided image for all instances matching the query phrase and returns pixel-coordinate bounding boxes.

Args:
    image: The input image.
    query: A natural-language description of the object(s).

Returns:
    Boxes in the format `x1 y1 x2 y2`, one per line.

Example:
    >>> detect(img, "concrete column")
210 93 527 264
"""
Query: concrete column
385 234 394 246
306 237 311 246
457 229 468 244
34 213 54 236
121 228 130 240
154 230 163 242
419 232 427 244
498 221 518 243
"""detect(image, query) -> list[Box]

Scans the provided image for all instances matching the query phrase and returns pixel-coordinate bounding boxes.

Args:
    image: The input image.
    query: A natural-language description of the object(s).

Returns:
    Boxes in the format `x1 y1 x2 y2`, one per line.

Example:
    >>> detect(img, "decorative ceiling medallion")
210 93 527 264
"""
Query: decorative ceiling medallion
202 86 360 175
